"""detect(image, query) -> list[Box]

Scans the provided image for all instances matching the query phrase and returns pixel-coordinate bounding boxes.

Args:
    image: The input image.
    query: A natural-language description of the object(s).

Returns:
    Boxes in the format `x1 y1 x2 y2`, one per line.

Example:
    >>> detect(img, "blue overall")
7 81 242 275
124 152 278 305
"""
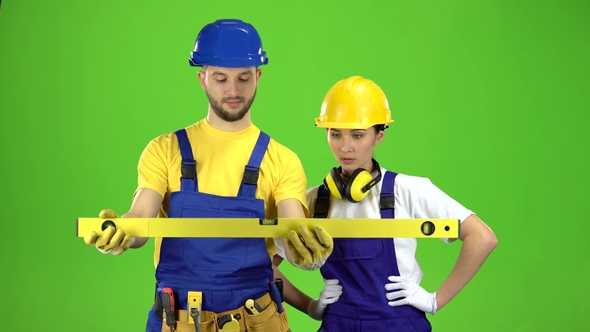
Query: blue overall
145 129 283 331
314 171 432 332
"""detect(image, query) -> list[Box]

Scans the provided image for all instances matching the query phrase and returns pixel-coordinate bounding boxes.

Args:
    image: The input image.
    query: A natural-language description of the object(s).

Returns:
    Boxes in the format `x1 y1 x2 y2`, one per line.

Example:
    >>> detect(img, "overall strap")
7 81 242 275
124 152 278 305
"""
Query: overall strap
312 184 331 218
380 171 398 219
238 131 271 198
175 129 198 192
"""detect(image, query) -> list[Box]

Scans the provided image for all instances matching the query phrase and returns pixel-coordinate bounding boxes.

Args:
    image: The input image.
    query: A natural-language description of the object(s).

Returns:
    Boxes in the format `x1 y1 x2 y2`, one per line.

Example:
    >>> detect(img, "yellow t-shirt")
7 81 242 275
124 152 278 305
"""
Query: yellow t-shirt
134 119 309 268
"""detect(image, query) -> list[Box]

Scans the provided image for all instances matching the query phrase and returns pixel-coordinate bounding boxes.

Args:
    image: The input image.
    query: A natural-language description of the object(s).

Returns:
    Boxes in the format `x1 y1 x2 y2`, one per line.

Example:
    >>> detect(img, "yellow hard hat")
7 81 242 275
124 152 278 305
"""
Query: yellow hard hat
315 76 394 129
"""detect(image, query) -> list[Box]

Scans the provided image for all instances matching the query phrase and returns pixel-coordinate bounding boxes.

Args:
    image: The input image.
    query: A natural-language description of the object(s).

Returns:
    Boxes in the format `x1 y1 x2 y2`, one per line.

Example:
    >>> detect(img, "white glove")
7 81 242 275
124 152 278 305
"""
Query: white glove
385 276 437 315
307 279 343 321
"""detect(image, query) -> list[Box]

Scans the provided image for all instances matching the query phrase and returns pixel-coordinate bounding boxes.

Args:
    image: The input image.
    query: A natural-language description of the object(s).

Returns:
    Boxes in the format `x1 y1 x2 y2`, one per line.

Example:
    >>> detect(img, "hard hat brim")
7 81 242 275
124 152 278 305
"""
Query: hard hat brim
189 55 269 68
315 118 394 130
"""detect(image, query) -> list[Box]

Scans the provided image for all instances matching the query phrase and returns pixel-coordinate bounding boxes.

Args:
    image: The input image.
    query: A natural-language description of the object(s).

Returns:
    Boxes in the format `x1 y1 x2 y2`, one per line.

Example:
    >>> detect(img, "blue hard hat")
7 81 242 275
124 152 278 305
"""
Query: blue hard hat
189 19 269 68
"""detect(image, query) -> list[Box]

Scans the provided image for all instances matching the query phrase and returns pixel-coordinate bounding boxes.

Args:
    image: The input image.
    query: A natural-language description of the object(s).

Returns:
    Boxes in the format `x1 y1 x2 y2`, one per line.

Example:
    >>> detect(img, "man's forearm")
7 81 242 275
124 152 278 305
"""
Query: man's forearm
435 234 498 310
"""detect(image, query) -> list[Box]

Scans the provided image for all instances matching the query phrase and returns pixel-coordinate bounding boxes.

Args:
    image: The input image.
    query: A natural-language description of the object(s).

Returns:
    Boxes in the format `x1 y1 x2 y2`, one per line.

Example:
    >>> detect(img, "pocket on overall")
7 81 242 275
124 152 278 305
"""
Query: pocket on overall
181 207 254 272
325 238 384 301
244 301 285 332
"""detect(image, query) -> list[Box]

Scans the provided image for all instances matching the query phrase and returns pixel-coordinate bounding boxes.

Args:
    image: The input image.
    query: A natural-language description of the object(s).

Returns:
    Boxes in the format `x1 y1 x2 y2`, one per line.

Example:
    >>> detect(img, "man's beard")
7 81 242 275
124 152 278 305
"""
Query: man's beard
207 90 257 122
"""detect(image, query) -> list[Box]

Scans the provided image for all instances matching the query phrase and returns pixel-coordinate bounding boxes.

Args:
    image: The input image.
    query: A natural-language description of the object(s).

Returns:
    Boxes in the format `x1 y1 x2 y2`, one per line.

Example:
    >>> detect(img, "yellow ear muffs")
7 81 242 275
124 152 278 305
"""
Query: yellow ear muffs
323 167 346 199
323 159 383 203
345 168 377 202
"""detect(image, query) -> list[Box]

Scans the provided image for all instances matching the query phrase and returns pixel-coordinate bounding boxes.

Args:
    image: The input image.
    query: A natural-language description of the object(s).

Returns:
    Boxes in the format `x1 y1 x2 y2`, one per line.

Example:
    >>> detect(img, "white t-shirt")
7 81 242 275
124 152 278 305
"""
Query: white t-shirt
274 167 474 285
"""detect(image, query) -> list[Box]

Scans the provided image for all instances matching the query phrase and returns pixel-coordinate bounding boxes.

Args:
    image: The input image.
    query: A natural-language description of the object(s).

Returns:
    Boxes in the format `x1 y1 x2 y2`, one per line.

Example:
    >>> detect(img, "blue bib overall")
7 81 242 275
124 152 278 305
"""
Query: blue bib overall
314 171 432 332
145 129 283 331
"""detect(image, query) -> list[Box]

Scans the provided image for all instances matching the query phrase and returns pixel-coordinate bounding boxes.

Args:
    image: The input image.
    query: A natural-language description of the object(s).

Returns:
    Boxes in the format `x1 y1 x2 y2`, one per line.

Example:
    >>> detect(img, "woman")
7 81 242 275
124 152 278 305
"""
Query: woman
274 76 498 331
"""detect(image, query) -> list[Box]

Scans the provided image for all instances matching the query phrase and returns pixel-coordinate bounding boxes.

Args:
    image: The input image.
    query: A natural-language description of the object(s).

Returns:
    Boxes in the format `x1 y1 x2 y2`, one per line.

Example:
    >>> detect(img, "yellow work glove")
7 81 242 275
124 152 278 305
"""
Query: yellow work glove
83 209 134 256
286 224 333 271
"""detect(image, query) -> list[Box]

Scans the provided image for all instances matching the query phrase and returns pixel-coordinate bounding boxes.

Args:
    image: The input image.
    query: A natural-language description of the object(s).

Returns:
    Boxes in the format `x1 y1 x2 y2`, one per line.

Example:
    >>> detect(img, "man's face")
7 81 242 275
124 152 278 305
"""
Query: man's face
198 66 261 122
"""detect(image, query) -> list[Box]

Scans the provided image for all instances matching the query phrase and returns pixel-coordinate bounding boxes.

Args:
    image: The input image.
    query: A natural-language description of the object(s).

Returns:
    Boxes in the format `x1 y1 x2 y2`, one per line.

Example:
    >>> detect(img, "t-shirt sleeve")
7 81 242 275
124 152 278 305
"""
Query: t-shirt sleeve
135 137 168 199
399 175 475 243
273 153 310 217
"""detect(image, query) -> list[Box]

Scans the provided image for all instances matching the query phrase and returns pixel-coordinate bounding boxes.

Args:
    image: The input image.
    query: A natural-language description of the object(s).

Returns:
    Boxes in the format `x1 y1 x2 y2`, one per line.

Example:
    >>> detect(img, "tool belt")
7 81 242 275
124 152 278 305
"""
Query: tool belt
160 292 290 332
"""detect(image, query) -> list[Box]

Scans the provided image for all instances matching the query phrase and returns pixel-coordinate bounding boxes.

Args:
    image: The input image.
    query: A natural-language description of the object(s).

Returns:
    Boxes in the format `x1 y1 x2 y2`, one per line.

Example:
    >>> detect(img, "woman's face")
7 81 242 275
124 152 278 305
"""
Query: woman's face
327 127 385 177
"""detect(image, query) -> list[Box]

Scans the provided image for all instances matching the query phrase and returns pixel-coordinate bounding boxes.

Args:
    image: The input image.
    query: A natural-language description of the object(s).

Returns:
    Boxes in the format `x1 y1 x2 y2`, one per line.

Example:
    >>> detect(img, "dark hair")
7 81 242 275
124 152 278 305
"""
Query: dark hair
373 124 388 134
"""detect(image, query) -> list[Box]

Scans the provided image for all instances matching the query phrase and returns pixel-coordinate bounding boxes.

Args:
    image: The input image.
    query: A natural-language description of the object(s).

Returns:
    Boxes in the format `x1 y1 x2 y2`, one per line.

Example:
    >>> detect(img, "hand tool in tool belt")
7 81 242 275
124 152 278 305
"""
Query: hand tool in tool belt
244 299 263 315
188 291 202 332
276 278 284 302
269 280 284 313
162 287 176 332
217 313 240 332
190 310 201 332
155 288 164 320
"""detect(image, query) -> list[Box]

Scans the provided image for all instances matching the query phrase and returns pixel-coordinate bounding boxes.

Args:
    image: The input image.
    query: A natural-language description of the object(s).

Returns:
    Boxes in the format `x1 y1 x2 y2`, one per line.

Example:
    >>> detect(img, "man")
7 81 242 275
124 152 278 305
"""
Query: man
83 19 334 332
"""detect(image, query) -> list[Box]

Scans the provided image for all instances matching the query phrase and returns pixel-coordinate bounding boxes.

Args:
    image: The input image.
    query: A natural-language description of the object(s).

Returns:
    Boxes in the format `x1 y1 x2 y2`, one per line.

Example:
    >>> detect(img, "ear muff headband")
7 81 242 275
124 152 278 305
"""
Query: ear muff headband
358 160 382 195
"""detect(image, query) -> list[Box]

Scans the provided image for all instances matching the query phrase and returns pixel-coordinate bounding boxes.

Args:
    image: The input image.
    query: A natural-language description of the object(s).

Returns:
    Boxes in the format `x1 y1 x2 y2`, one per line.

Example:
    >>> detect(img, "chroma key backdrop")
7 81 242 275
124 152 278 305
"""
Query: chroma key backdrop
1 0 589 331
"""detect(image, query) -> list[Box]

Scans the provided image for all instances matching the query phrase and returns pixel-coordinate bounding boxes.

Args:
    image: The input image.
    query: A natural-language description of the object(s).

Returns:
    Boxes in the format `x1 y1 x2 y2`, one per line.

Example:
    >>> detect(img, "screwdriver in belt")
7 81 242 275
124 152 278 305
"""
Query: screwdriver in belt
162 288 176 332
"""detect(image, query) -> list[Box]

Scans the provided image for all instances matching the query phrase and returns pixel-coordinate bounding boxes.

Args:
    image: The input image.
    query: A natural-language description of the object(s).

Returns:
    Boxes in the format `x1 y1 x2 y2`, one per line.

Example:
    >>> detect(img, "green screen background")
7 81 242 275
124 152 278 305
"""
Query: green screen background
1 0 589 331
